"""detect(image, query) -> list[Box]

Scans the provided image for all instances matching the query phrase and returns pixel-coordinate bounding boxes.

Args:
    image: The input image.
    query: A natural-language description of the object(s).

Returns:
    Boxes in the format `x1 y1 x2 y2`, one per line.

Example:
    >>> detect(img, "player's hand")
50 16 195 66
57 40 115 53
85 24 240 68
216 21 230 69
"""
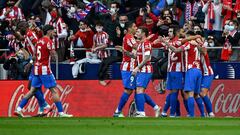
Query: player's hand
190 16 196 20
24 62 32 74
139 8 144 16
116 26 121 36
131 67 140 76
146 4 151 14
92 47 96 53
115 46 123 52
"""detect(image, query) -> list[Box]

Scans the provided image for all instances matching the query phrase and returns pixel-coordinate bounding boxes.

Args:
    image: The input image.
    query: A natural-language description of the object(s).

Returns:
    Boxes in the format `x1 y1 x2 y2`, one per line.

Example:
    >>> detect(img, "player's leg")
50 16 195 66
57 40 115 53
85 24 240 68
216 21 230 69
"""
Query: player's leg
161 92 171 117
169 72 183 117
114 89 133 117
144 93 161 117
170 89 178 117
14 75 41 117
42 74 72 117
28 78 50 115
184 69 197 117
176 99 181 117
135 86 146 117
200 75 214 117
194 71 205 117
161 72 172 117
135 73 152 117
114 71 135 117
194 94 205 117
181 90 189 116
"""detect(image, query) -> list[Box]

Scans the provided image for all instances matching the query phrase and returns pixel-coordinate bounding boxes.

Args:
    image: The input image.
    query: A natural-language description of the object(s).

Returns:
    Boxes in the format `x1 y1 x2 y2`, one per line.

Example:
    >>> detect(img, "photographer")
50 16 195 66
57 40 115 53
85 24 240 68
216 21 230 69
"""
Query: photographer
3 48 30 80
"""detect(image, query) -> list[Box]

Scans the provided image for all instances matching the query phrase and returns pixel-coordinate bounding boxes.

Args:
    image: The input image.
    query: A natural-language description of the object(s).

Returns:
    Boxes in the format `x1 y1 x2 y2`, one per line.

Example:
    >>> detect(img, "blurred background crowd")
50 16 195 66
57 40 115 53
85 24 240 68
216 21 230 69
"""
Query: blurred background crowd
0 0 239 81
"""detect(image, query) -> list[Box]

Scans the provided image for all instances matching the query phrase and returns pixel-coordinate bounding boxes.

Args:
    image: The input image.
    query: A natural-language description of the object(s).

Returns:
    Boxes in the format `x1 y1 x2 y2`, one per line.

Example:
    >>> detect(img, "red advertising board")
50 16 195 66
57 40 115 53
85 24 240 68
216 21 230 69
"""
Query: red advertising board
0 80 239 117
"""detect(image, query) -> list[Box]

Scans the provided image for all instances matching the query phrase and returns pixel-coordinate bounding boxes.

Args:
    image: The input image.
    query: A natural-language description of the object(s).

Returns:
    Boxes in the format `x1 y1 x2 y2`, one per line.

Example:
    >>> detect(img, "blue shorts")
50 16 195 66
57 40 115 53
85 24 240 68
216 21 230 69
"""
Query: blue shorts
31 74 57 89
28 66 34 81
166 72 184 90
121 71 136 90
136 72 152 89
201 75 214 89
184 68 202 94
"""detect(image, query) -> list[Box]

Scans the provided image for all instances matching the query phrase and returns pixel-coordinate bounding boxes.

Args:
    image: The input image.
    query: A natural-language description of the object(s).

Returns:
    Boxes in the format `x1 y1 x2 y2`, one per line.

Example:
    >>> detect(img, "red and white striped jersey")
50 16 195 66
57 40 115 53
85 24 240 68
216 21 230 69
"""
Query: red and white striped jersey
49 17 67 48
180 41 201 71
24 29 38 56
200 44 214 76
136 40 153 73
93 31 109 59
0 6 24 21
34 36 55 75
121 33 137 71
167 37 185 72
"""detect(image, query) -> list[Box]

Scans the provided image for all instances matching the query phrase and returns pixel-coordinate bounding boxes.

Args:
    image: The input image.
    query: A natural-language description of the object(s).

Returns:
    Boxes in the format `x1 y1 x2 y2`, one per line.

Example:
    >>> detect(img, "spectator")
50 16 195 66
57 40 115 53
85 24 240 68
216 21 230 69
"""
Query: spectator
202 0 223 40
221 0 237 25
136 4 158 33
3 48 30 80
0 0 25 24
97 15 129 86
190 0 205 25
49 8 68 62
70 20 94 63
40 0 53 25
220 20 240 61
88 1 120 46
176 0 202 27
91 21 111 86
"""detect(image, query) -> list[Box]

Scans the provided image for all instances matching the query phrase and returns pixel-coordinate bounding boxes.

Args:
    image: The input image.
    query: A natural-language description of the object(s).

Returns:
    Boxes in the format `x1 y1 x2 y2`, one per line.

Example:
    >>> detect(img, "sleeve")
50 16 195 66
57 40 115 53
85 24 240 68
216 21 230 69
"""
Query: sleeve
202 3 209 13
29 32 38 44
148 12 158 23
47 40 55 51
17 7 25 20
180 43 190 51
127 37 137 47
144 42 151 55
103 33 109 45
57 19 68 38
0 8 6 20
136 15 143 27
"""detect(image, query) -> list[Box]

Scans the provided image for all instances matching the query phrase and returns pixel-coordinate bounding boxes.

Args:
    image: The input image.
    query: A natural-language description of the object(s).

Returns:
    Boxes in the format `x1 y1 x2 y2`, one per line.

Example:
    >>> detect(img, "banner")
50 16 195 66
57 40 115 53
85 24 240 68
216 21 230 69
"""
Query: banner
0 80 239 117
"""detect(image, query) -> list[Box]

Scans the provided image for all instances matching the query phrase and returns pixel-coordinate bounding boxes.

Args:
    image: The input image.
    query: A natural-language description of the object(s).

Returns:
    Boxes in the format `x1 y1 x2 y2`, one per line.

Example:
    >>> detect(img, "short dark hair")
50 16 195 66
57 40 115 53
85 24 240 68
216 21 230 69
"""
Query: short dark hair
231 19 239 27
79 19 88 25
110 1 120 8
42 25 54 35
139 26 149 37
186 30 195 36
169 25 179 35
125 21 135 29
95 21 103 26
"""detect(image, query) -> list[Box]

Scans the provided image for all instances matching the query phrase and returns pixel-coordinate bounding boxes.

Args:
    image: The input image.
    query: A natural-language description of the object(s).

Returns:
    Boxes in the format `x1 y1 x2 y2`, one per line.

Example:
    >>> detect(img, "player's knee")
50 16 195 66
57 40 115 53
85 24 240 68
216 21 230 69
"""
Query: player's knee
194 94 200 98
188 92 194 97
199 88 207 97
124 89 133 95
136 87 145 94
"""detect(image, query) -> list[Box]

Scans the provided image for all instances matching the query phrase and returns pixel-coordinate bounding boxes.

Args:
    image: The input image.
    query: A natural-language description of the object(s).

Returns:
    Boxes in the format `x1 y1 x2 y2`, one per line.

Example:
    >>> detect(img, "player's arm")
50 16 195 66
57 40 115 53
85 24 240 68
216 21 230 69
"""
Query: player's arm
50 50 58 61
132 53 150 76
190 39 207 55
115 46 137 59
164 41 183 53
181 35 201 44
94 43 107 51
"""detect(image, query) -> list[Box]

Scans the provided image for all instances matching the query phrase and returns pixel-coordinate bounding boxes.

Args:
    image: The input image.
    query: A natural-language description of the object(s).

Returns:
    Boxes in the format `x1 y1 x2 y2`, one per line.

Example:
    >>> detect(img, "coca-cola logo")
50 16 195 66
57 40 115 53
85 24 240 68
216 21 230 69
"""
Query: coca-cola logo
8 84 73 117
210 83 240 114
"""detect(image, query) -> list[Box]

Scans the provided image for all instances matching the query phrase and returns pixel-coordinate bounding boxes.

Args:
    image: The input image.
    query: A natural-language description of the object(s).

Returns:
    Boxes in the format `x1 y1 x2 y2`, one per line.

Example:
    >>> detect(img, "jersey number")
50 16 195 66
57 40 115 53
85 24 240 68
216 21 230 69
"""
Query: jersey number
37 46 42 60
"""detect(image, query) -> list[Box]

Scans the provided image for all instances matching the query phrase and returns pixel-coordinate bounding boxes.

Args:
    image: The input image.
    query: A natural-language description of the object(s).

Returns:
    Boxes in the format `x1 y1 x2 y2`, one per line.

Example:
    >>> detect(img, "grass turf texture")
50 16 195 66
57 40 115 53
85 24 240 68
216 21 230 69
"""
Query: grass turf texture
0 118 239 135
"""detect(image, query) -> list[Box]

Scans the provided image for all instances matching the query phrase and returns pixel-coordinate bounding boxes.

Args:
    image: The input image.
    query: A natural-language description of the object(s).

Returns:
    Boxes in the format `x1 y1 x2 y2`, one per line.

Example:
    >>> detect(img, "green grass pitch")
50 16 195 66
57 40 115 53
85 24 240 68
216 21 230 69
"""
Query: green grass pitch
0 118 239 135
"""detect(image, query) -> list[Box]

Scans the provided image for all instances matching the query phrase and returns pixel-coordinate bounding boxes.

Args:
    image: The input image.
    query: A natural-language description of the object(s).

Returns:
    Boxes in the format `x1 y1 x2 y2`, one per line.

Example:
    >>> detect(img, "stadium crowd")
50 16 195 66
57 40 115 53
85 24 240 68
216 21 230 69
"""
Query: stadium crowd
0 0 239 117
0 0 239 80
